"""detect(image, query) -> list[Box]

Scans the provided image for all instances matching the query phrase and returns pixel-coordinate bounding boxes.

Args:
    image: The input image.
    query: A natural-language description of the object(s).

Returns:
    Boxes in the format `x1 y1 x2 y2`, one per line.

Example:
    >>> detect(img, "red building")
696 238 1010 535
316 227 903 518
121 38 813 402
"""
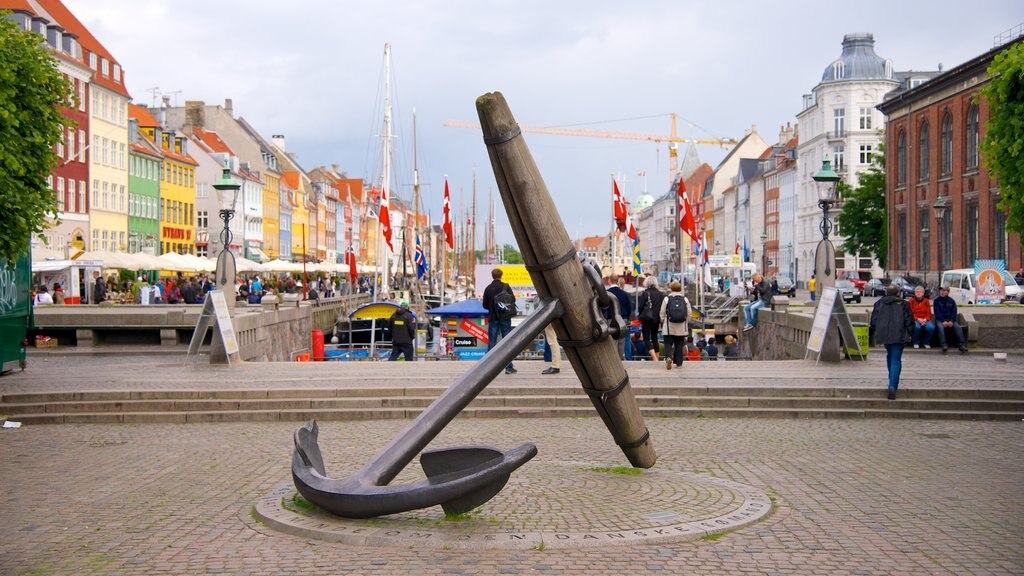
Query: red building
878 38 1022 281
4 3 91 256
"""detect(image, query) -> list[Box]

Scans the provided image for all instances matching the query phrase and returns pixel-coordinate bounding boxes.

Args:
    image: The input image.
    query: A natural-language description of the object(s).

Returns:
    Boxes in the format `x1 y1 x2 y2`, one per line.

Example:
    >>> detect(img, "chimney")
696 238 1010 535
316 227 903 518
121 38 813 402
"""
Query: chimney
185 100 205 130
224 98 233 117
272 134 286 151
331 163 339 173
160 96 169 128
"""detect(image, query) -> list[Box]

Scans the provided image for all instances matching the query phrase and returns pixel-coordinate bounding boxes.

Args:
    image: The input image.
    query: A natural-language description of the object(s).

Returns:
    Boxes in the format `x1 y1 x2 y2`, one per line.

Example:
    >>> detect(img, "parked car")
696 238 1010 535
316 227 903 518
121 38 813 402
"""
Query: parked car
863 278 890 297
837 269 872 292
774 275 796 297
835 280 862 304
892 276 924 299
941 268 1023 304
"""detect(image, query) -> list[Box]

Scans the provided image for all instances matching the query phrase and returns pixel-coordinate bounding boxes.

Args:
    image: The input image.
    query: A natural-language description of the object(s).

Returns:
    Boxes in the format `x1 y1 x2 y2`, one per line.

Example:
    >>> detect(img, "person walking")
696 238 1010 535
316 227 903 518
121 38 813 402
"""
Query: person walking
933 286 968 353
542 323 561 375
742 272 772 332
92 270 106 304
908 286 935 349
659 280 690 370
809 274 816 302
871 285 914 400
482 268 517 374
636 276 664 362
388 301 416 361
606 274 632 360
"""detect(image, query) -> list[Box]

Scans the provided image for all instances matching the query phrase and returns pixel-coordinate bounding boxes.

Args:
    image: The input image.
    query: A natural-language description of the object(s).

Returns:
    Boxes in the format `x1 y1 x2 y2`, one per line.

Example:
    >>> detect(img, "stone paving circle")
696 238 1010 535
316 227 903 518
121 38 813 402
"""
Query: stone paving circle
251 460 772 549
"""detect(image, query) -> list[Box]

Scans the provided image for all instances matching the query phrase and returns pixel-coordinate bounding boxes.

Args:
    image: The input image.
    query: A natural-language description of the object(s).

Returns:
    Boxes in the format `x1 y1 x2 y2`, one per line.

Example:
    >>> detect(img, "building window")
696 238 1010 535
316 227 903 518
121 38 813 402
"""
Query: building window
897 130 906 186
940 112 953 177
102 182 109 209
833 144 845 172
101 58 109 77
897 212 907 269
78 130 86 162
198 210 208 230
66 129 74 160
858 144 873 165
101 137 108 165
89 52 97 70
994 206 1007 260
120 185 126 212
79 180 86 212
941 209 952 270
919 206 930 271
966 202 978 264
77 81 85 112
56 177 65 212
102 230 109 251
833 108 845 137
120 143 126 169
859 107 872 130
832 60 845 80
93 229 99 250
966 104 979 170
113 64 121 83
68 179 76 213
92 179 98 208
918 121 930 181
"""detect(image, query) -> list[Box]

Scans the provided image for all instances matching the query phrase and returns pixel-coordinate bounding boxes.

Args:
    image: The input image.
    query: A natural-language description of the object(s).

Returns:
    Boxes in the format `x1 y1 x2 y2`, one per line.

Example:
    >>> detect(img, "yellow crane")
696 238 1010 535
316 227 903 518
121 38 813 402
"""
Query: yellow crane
443 113 737 180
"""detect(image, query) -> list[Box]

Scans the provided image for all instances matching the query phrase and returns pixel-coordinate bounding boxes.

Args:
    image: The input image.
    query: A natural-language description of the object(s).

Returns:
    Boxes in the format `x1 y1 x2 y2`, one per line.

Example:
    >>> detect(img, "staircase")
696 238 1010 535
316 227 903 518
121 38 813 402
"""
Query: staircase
3 385 1021 425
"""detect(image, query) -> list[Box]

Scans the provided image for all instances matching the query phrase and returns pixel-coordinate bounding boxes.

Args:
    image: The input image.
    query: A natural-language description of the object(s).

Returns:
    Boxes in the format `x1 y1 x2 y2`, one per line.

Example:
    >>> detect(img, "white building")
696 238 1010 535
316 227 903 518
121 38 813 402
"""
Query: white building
795 33 909 282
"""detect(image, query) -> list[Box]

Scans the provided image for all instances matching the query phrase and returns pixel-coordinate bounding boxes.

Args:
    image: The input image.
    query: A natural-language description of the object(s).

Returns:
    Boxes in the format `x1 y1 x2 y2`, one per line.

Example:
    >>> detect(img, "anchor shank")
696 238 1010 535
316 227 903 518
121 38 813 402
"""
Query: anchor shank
362 298 564 485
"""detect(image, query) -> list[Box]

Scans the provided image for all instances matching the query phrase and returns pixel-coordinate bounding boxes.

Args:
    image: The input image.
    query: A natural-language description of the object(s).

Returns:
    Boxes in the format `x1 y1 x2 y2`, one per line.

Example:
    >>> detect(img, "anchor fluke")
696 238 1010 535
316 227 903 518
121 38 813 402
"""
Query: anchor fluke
420 445 535 515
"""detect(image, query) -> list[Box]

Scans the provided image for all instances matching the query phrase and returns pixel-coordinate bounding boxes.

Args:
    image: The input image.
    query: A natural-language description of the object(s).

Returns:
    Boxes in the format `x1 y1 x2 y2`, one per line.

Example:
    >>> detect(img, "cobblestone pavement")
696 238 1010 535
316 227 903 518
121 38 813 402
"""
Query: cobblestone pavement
1 417 1022 575
4 350 1022 395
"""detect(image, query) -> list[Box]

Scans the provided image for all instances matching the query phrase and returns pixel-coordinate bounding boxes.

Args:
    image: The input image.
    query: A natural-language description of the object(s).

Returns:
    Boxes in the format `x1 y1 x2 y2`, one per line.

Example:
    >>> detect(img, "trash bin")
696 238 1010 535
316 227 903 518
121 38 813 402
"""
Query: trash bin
844 322 870 358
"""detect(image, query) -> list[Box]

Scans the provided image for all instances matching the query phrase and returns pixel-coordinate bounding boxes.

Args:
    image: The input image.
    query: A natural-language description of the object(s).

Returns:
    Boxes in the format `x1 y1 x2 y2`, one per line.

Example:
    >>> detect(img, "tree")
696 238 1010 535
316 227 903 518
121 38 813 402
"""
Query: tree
837 144 888 269
0 12 69 263
500 244 523 264
980 41 1024 235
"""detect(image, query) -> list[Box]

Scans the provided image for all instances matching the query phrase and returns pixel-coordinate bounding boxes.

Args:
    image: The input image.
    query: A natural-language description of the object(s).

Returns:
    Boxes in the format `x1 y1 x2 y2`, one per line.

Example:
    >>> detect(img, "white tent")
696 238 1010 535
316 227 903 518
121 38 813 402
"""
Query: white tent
263 259 303 273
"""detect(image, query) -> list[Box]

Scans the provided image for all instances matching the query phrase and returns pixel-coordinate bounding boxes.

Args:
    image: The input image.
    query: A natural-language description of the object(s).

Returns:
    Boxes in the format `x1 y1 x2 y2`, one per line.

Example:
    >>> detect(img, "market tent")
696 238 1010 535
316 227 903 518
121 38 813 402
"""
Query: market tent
179 253 215 272
263 259 303 273
425 298 487 318
233 256 266 273
155 252 195 272
31 259 103 273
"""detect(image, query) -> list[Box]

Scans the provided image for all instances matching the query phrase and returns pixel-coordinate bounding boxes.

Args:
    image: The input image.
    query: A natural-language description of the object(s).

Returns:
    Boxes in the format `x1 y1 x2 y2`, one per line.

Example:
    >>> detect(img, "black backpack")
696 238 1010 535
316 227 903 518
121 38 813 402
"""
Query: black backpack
493 285 517 320
639 289 662 323
666 295 688 323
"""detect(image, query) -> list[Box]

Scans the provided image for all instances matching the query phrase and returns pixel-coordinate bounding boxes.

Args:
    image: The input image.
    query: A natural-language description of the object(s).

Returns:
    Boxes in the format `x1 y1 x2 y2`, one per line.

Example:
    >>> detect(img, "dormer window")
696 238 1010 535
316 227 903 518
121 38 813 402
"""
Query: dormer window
101 58 109 77
89 52 97 70
833 60 845 80
113 64 121 83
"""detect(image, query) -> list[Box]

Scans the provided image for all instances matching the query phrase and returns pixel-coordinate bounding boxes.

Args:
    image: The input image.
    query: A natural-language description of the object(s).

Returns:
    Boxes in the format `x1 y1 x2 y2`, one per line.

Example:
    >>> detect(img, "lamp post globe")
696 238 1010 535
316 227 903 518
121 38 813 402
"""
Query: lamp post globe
811 157 841 280
211 162 241 296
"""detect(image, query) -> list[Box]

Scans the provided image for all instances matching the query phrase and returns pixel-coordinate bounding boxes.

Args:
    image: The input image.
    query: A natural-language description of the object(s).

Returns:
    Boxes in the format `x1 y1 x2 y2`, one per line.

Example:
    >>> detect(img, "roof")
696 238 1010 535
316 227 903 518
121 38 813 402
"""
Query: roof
820 33 892 84
281 171 301 190
129 141 162 160
35 0 131 98
737 158 761 183
129 104 160 127
191 128 234 155
425 298 487 317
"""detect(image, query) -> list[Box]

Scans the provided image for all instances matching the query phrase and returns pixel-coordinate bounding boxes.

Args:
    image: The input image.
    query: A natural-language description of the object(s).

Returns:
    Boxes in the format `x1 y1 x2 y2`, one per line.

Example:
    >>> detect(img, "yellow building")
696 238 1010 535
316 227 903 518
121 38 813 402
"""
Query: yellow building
262 172 281 259
283 171 309 259
129 104 197 255
88 78 130 252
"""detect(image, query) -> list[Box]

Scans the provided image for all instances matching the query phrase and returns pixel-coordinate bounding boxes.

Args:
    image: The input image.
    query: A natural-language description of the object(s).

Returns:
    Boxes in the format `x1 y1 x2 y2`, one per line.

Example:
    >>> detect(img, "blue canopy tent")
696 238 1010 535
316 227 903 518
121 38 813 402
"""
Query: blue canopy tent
425 299 490 359
425 298 487 317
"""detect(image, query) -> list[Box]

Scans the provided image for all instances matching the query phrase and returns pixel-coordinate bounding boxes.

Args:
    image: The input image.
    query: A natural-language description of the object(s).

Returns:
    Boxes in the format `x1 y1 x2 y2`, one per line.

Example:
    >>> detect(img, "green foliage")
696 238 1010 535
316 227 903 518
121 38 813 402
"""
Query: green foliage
0 12 69 263
837 144 888 269
980 41 1024 235
586 466 642 475
500 244 523 264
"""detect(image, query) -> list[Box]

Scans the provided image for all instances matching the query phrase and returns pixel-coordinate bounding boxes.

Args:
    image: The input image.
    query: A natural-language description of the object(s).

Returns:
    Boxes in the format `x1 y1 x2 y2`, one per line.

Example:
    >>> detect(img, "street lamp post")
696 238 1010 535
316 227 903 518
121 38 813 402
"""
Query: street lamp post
760 230 768 275
715 240 721 255
934 194 948 290
811 157 841 295
212 161 241 306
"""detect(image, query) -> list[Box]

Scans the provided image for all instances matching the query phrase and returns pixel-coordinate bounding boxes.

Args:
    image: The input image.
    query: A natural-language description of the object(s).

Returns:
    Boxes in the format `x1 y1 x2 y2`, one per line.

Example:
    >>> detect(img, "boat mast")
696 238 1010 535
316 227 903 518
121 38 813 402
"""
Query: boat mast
380 43 393 297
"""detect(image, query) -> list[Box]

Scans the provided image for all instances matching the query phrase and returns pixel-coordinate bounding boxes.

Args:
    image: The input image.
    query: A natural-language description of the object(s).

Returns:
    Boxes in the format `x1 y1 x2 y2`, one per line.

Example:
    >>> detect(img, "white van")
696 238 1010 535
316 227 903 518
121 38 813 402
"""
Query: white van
940 268 1022 305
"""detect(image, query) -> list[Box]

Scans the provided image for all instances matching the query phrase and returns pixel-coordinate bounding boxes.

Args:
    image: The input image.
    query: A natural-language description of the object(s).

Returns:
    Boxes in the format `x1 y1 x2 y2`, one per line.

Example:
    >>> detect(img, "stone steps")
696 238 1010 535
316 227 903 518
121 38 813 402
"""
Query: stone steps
2 386 1021 424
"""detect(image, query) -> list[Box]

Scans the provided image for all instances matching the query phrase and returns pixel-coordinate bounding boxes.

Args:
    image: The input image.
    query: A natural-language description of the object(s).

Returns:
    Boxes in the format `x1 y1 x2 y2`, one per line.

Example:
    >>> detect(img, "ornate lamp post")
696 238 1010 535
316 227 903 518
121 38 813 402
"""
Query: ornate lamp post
715 240 721 255
212 162 241 306
934 194 948 289
811 157 841 297
760 230 768 274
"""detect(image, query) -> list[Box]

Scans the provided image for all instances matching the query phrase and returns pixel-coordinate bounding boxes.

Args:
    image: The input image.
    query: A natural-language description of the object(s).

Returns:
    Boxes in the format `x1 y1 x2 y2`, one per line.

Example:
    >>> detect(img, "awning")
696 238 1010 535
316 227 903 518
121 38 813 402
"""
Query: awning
247 246 269 263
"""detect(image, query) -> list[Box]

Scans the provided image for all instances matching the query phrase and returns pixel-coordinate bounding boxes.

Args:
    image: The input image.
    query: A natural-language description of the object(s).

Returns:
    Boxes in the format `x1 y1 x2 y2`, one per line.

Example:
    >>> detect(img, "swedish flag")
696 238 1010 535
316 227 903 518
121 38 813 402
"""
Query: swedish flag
632 236 642 275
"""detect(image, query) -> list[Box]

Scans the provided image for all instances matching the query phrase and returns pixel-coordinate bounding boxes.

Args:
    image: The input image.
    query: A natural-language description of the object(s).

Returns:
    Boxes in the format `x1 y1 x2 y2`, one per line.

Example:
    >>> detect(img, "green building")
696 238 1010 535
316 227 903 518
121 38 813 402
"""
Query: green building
127 127 162 254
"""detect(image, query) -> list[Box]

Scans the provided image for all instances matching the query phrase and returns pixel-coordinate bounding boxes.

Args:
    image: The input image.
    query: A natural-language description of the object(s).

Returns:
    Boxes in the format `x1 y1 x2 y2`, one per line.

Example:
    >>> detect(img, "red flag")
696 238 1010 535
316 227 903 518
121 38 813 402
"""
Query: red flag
378 183 393 252
612 178 637 240
346 245 358 282
442 178 454 249
678 179 697 241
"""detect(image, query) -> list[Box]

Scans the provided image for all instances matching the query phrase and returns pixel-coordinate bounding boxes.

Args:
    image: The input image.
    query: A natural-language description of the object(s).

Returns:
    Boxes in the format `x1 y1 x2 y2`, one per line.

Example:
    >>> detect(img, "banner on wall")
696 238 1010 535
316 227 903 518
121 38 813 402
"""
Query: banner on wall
974 259 1006 305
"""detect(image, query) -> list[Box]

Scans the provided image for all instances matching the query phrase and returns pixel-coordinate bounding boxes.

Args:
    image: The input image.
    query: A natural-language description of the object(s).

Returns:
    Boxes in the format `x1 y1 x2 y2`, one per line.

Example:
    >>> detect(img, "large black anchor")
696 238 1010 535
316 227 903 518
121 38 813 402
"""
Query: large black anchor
292 92 656 519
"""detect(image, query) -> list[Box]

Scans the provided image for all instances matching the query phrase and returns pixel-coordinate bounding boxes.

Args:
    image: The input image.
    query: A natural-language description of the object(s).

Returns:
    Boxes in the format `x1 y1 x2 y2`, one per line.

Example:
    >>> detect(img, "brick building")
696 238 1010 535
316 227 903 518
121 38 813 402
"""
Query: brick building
878 38 1023 282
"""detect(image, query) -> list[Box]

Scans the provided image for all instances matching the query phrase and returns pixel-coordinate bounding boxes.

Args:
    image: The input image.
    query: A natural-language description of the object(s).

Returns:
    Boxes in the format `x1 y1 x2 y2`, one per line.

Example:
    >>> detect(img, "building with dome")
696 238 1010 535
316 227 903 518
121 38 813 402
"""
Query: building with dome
794 33 935 284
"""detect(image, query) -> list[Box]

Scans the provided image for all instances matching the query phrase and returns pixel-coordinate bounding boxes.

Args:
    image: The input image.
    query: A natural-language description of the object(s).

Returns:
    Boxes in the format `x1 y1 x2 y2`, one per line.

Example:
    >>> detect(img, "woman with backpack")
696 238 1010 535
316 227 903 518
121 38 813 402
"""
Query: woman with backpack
636 276 664 362
659 280 690 370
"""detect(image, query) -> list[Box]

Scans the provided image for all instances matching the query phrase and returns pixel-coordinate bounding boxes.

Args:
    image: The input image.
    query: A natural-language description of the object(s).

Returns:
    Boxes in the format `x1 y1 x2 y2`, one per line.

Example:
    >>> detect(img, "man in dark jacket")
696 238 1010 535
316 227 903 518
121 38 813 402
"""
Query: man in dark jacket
742 272 772 331
870 285 914 400
482 268 516 374
388 301 416 361
933 286 967 353
606 274 632 359
91 271 106 304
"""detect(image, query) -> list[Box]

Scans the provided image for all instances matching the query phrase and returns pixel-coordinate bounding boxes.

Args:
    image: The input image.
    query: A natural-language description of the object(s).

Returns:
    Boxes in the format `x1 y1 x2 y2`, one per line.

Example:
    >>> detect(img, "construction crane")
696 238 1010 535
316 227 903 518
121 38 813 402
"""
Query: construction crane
443 113 738 180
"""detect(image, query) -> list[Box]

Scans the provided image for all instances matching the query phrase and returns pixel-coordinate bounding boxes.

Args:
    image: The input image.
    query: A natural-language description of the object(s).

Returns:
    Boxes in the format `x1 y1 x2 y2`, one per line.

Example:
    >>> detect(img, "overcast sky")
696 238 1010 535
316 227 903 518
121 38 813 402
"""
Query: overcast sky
64 0 1022 247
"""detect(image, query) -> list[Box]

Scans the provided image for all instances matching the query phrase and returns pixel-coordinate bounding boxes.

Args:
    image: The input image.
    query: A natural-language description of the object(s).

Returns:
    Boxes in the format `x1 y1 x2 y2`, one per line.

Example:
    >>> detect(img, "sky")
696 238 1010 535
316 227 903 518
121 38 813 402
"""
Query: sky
64 0 1023 248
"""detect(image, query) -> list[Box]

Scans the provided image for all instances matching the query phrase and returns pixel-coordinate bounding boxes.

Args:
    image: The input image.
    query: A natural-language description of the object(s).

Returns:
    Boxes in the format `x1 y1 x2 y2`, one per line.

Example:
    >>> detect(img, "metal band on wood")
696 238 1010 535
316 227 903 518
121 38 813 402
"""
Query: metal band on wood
525 247 578 273
617 429 650 450
483 126 522 146
558 334 598 348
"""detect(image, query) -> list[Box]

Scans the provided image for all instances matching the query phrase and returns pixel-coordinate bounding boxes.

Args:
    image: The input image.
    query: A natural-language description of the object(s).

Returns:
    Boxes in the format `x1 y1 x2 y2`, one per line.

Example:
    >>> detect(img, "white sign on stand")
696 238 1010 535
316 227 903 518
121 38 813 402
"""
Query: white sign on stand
187 291 240 364
805 286 865 363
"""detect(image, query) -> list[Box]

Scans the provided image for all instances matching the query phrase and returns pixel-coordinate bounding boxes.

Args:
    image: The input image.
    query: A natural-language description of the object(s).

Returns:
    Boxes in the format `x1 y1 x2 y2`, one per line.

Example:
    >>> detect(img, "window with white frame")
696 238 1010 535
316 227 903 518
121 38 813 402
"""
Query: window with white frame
92 179 98 208
102 230 109 251
56 136 63 158
68 179 76 213
56 177 64 211
67 128 74 160
120 143 125 169
79 180 86 212
78 130 85 161
198 210 208 230
92 229 99 250
833 144 845 171
101 137 108 165
858 144 873 164
113 64 120 83
859 107 872 130
941 112 953 176
100 58 109 77
833 109 845 136
120 185 125 212
89 52 97 70
102 181 108 209
78 82 85 112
